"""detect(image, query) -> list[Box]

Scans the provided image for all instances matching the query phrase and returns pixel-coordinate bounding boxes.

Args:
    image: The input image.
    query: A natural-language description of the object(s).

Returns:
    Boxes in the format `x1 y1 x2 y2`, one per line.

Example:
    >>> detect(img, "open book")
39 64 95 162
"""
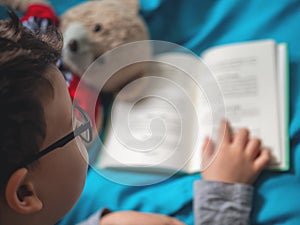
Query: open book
96 40 289 173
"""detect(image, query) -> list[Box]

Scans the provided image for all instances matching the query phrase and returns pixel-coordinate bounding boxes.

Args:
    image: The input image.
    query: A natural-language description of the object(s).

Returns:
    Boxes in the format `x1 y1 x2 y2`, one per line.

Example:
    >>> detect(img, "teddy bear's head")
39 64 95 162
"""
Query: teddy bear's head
60 0 150 92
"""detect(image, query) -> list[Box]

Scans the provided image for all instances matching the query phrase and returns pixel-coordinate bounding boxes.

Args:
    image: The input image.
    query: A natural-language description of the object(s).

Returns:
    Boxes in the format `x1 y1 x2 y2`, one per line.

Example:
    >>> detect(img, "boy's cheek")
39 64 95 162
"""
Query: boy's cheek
76 138 89 166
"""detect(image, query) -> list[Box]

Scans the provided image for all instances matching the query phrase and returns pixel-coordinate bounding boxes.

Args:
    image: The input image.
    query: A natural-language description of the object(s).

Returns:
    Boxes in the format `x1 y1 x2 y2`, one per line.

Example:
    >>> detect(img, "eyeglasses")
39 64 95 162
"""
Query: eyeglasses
14 104 92 170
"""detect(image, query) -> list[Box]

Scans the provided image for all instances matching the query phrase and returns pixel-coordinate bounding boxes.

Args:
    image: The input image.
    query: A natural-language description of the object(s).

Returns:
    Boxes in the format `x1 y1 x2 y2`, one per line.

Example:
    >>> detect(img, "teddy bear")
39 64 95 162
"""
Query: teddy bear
60 0 150 92
0 0 150 139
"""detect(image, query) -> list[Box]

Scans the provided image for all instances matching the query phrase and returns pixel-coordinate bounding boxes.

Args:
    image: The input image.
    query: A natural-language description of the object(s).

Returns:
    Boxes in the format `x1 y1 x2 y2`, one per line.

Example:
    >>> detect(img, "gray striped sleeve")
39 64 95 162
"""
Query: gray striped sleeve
194 180 253 225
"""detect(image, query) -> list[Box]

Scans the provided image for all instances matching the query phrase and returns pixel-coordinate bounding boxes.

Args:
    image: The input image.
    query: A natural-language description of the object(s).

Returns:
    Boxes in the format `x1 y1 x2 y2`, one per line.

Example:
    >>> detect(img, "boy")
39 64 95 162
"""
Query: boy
0 13 270 225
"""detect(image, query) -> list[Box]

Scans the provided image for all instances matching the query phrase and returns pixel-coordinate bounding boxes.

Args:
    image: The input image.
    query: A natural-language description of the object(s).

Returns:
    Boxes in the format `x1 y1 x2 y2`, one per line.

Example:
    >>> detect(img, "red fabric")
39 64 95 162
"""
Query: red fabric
21 4 59 26
68 75 101 127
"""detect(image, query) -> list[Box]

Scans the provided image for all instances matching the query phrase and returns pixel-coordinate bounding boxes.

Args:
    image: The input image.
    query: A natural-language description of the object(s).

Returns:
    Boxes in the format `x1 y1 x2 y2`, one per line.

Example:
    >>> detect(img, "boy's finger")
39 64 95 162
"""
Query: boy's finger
218 119 231 144
233 128 249 148
201 136 214 158
245 138 261 159
254 149 271 172
201 136 216 170
201 137 209 155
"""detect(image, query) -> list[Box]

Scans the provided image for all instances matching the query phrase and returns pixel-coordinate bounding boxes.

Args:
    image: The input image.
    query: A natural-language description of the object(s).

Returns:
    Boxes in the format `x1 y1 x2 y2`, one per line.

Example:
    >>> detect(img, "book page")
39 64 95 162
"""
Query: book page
202 40 283 167
98 54 204 173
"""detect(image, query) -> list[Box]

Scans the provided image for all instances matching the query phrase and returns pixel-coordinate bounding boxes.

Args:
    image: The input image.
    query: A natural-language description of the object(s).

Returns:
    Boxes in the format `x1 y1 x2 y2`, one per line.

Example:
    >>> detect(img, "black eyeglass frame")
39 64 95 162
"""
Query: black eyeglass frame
14 104 92 170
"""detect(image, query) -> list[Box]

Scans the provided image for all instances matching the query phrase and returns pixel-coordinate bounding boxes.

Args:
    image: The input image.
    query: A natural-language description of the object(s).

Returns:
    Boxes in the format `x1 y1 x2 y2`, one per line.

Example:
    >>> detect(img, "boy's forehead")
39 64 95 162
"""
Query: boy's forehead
44 64 72 109
41 65 73 144
45 65 66 88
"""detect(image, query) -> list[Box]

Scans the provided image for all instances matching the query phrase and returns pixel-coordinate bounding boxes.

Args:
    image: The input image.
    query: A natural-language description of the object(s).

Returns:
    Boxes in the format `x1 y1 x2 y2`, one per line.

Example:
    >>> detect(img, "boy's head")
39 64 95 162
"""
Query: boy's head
0 12 89 225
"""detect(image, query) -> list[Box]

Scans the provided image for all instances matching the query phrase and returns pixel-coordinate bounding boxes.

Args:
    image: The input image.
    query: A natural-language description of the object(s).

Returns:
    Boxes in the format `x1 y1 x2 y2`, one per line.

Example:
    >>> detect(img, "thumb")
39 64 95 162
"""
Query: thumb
201 136 215 167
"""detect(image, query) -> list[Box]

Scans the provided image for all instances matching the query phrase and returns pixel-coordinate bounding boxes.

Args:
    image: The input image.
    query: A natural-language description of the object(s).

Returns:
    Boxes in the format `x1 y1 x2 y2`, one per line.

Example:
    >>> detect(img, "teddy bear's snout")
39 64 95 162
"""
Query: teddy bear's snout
68 39 78 52
63 22 91 55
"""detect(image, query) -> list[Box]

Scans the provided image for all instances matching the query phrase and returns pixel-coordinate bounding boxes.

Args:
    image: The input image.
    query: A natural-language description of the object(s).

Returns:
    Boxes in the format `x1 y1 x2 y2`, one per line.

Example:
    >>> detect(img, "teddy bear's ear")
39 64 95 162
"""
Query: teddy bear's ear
91 0 139 14
120 0 139 13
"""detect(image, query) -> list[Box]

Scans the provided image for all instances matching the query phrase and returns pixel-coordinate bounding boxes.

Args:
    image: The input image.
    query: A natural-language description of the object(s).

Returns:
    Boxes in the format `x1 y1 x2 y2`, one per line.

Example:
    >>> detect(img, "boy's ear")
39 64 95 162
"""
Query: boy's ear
5 168 43 214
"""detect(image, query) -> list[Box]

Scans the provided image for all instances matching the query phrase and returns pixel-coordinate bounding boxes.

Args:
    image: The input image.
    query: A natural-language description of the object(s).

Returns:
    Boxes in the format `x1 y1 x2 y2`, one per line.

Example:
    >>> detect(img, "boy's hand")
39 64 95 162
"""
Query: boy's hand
202 120 270 185
100 211 186 225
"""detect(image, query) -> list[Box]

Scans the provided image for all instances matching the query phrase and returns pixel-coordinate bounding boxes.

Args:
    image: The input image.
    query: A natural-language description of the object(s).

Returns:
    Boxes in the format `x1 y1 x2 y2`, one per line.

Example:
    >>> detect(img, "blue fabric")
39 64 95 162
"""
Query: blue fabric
1 0 300 224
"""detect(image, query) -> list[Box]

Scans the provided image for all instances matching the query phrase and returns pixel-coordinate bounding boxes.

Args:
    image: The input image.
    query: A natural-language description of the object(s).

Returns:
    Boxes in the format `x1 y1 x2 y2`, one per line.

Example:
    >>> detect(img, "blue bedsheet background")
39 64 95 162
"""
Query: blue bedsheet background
1 0 300 224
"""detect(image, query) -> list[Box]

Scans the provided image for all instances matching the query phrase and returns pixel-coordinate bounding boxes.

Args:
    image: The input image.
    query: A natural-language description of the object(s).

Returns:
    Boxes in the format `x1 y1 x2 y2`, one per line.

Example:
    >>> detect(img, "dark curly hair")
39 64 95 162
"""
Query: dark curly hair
0 11 63 192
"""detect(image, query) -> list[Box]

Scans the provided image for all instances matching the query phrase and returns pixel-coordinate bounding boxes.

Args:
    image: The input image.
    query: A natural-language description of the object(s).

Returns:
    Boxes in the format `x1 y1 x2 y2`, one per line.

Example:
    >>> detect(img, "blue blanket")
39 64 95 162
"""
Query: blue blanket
2 0 300 224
